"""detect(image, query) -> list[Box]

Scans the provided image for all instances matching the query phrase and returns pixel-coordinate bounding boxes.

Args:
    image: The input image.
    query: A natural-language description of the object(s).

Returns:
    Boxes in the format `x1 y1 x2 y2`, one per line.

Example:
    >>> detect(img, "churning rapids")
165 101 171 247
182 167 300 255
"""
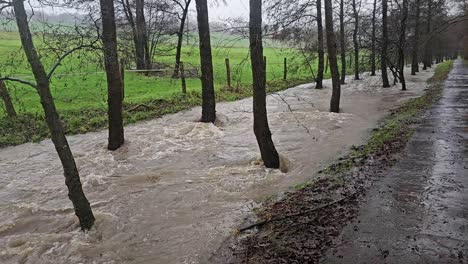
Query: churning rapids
0 68 434 264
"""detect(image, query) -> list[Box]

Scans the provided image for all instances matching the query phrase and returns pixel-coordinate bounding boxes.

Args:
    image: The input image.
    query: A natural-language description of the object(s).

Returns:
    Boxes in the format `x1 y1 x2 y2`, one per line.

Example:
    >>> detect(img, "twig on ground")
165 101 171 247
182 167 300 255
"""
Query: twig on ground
127 104 154 112
238 190 362 233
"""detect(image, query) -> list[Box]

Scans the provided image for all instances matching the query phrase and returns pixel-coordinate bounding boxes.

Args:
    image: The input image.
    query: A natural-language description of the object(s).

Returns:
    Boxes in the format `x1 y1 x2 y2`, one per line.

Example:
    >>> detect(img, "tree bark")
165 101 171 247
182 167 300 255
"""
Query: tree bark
423 0 432 70
135 0 150 70
352 0 360 80
173 0 191 78
100 0 125 150
465 4 468 59
249 0 280 169
122 0 140 69
0 78 17 118
411 0 421 75
324 0 341 113
195 0 216 123
316 0 324 89
370 0 377 76
12 0 95 230
399 0 408 91
381 0 390 87
340 0 346 84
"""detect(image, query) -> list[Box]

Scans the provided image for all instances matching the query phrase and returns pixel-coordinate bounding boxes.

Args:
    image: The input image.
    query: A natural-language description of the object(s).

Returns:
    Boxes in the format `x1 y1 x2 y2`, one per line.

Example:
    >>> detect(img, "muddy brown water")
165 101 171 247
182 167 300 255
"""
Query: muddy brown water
0 68 435 264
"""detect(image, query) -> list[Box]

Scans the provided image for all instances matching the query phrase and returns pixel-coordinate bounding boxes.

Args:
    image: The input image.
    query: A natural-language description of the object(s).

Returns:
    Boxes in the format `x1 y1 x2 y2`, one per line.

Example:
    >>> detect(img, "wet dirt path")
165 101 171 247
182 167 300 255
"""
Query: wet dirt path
324 60 468 263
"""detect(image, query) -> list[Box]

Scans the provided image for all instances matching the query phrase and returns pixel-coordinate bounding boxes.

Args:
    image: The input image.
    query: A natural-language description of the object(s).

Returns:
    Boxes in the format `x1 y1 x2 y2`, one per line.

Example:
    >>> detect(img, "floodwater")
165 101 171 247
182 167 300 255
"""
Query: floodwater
0 68 434 264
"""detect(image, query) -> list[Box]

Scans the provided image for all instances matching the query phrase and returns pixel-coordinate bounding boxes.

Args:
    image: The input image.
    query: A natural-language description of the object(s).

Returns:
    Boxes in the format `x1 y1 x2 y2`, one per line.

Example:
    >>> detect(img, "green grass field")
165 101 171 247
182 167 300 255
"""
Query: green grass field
0 30 315 113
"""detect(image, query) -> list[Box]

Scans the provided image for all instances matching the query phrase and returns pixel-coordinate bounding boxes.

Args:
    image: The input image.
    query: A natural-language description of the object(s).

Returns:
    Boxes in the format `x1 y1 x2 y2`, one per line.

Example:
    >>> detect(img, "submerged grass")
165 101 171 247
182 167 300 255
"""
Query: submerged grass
320 60 454 176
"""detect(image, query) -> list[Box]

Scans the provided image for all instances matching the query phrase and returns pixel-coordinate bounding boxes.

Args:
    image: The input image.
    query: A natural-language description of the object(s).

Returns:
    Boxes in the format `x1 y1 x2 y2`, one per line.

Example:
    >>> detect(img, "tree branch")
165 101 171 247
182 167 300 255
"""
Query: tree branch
238 190 362 233
0 76 37 88
47 39 100 80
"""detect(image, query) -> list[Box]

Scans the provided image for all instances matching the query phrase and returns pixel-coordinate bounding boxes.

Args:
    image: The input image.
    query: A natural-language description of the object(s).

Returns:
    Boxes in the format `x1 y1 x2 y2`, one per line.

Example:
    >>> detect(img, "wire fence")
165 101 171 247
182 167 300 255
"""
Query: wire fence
0 56 318 115
1 52 373 116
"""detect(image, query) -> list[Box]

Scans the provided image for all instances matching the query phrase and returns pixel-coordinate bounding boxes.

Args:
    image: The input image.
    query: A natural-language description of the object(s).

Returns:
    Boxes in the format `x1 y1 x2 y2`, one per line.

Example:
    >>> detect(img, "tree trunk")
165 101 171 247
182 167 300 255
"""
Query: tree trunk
465 5 468 59
381 0 390 87
340 0 346 84
249 0 280 169
423 0 432 70
324 0 341 113
144 36 151 69
316 0 324 89
172 0 191 78
123 0 146 70
352 0 360 80
122 0 141 70
12 0 95 230
195 0 216 123
411 0 421 75
100 0 125 151
399 0 408 91
135 0 149 70
0 78 17 118
370 0 377 76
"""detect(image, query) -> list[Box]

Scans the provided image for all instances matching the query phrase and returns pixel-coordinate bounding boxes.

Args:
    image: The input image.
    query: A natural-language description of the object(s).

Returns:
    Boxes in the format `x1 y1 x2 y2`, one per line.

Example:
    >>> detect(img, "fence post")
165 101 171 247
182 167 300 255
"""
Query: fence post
120 58 125 102
225 58 231 88
283 57 287 80
180 61 187 94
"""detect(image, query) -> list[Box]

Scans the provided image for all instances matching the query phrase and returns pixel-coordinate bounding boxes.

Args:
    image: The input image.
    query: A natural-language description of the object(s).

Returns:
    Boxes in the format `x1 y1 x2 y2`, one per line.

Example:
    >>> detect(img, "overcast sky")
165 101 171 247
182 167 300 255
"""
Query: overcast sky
27 0 250 22
208 0 249 21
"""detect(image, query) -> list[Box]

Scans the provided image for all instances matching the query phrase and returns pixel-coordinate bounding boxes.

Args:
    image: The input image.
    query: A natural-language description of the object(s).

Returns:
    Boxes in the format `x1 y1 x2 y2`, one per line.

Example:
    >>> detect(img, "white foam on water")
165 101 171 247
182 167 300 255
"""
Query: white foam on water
0 67 436 263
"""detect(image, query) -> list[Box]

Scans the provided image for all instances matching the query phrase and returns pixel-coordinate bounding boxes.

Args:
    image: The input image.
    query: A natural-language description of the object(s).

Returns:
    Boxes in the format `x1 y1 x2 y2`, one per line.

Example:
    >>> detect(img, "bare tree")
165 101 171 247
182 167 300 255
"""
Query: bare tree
195 0 216 123
100 0 125 150
136 0 151 69
324 0 341 113
339 0 346 84
381 0 390 87
411 0 421 75
7 0 95 230
370 0 377 76
120 0 150 70
398 0 408 90
315 0 324 89
171 0 192 78
465 4 468 59
0 77 16 118
352 0 360 80
145 0 175 63
423 0 432 70
249 0 280 169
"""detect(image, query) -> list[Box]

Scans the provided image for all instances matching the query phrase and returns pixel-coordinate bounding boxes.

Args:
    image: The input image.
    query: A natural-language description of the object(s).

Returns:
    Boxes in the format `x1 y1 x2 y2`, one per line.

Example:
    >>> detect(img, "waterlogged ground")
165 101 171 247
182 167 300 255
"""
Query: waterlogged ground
324 60 468 263
0 68 435 264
